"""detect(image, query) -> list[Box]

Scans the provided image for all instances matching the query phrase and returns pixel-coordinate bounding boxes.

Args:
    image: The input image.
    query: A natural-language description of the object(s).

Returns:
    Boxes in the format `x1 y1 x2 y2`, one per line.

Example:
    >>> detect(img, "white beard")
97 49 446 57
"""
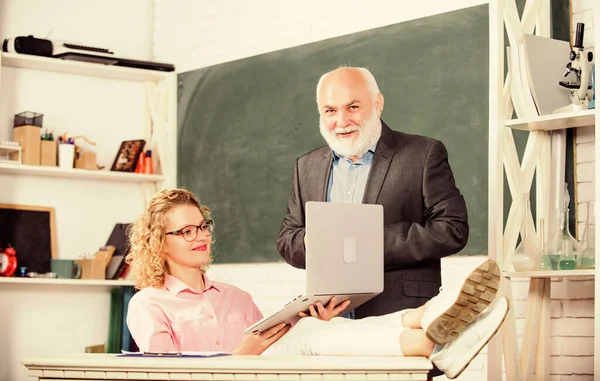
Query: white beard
319 110 382 158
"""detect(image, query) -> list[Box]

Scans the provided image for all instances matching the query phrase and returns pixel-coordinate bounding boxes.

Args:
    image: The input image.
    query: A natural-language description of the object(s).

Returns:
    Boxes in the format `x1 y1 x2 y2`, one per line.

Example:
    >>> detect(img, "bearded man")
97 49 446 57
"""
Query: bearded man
276 66 469 319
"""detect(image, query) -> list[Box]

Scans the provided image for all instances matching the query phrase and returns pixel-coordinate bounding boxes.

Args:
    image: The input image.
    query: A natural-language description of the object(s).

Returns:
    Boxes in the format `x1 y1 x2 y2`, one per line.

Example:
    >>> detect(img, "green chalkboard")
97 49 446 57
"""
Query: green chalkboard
177 3 569 263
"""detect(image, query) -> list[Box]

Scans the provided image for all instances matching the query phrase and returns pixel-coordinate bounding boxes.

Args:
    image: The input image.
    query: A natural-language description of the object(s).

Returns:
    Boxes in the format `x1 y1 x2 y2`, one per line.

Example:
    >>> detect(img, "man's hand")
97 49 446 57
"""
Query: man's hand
298 296 351 321
232 323 290 355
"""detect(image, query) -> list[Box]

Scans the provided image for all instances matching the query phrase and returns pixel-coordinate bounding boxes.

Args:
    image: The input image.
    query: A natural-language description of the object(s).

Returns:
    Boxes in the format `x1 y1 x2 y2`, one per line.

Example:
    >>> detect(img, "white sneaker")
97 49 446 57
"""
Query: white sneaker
421 258 500 344
429 296 509 379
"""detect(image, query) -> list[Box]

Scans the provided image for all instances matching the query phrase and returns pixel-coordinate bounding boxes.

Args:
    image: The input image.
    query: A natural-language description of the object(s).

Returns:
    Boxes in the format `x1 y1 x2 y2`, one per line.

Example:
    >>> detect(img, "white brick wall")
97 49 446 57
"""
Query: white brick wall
573 0 597 378
153 0 487 72
154 1 596 380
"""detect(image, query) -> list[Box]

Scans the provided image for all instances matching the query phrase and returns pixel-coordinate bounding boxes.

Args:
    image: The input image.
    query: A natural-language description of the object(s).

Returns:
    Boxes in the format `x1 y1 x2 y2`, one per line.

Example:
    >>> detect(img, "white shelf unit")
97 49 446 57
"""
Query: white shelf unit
0 52 178 189
505 109 596 131
503 269 595 280
0 50 177 255
0 162 167 183
0 52 178 381
0 277 134 287
1 52 170 82
488 1 599 380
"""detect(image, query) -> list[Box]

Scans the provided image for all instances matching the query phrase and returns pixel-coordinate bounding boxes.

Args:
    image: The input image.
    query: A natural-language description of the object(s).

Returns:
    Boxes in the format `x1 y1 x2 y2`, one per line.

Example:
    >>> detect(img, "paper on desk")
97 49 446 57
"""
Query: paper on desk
118 350 232 358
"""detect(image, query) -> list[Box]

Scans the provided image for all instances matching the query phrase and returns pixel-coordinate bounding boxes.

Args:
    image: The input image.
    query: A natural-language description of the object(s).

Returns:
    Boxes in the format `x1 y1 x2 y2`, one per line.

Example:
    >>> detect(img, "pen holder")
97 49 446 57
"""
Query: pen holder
58 143 75 169
40 140 57 167
13 125 41 165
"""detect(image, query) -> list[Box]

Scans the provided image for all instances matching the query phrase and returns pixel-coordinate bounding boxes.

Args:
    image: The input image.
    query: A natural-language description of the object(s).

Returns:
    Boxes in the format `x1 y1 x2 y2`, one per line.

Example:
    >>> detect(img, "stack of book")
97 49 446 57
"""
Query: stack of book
107 286 138 353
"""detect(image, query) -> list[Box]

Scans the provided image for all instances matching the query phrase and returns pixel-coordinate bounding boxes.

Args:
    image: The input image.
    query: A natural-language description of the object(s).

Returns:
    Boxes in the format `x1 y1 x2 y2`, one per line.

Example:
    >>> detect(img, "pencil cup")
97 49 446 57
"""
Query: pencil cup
58 144 75 169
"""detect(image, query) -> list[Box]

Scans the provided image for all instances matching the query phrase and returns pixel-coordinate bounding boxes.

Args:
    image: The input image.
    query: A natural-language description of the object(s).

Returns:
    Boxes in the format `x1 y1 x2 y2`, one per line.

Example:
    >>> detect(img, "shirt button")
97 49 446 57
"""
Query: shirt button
216 341 220 346
209 315 214 319
347 191 351 195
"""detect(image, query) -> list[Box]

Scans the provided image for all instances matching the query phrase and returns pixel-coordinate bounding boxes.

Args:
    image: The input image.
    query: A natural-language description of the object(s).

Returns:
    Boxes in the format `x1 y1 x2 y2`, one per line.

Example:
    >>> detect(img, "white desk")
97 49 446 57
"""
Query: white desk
23 354 432 381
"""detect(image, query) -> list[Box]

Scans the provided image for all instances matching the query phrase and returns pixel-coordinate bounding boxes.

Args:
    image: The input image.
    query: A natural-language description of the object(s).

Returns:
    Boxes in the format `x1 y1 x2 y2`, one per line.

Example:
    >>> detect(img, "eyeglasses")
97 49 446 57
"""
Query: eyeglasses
165 220 214 242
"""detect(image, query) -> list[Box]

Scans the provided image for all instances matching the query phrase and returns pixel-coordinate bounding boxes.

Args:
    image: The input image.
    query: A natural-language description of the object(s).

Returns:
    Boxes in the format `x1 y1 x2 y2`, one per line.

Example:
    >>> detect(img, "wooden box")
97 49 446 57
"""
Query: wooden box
13 125 41 165
75 257 106 280
40 141 57 167
75 151 97 170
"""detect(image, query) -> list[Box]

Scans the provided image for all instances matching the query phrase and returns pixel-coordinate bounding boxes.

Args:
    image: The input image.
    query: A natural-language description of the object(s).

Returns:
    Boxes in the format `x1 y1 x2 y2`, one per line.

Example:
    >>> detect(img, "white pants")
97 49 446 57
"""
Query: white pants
262 309 411 356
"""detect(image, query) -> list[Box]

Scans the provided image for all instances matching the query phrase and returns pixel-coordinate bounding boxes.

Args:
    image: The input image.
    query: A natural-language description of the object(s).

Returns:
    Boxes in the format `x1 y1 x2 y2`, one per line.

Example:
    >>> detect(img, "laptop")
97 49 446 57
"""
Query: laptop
244 201 383 334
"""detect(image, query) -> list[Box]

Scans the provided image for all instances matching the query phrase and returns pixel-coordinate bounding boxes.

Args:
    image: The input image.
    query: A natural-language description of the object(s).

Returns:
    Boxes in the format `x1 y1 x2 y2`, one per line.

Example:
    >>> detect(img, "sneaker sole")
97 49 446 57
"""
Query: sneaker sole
448 298 510 379
425 259 500 345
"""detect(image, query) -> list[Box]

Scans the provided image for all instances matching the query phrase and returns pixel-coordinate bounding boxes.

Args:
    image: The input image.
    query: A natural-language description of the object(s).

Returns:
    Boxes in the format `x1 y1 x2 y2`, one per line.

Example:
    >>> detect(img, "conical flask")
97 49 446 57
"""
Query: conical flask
544 208 579 270
578 201 595 269
512 194 538 271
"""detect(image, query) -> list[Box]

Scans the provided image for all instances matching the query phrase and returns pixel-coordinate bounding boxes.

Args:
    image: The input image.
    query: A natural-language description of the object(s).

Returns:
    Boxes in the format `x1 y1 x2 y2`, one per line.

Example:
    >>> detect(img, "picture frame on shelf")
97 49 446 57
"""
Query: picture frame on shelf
110 139 145 172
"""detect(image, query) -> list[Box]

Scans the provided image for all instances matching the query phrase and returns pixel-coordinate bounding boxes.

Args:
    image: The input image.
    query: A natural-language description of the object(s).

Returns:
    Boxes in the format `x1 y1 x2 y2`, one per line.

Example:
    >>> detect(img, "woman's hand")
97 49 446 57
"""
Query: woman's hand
232 323 291 355
298 296 351 321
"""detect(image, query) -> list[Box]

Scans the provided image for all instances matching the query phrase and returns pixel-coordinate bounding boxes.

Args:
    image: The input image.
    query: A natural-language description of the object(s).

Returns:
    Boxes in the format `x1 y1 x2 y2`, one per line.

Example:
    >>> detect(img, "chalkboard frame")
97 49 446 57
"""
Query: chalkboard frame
0 203 57 272
177 5 491 261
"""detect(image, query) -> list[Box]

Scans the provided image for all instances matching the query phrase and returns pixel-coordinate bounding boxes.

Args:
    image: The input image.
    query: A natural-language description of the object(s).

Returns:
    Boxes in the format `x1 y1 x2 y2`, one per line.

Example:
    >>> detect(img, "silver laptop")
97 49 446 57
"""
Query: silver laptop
244 201 383 334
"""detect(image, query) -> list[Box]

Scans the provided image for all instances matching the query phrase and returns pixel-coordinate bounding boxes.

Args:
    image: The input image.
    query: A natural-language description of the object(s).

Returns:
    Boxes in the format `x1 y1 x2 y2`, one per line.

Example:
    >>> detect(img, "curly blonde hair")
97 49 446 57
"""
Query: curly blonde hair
126 188 213 290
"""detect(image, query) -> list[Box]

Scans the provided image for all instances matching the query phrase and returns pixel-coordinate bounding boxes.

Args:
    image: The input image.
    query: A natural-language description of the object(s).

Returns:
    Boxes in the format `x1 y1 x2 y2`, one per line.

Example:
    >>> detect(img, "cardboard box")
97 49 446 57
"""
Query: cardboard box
40 140 57 167
75 258 106 280
75 151 97 170
13 125 41 165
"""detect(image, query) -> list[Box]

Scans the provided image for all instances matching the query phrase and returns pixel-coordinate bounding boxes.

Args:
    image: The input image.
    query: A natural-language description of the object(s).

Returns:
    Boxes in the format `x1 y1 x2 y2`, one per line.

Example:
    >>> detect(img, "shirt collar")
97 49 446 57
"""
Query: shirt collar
331 142 377 162
164 273 221 295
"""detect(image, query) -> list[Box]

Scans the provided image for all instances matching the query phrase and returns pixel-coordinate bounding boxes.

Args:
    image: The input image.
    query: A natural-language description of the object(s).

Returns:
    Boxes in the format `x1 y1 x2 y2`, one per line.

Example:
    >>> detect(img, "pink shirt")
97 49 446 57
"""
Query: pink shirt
127 274 263 353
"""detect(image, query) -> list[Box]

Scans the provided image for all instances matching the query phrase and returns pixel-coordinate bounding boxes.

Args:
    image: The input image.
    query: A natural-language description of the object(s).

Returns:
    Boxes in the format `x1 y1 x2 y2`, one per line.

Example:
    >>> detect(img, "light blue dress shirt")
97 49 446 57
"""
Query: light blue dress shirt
326 144 377 319
327 144 377 204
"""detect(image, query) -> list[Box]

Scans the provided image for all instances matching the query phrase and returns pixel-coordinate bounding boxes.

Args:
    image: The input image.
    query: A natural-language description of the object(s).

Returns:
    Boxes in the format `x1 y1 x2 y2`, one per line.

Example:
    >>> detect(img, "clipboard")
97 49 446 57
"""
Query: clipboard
117 351 231 358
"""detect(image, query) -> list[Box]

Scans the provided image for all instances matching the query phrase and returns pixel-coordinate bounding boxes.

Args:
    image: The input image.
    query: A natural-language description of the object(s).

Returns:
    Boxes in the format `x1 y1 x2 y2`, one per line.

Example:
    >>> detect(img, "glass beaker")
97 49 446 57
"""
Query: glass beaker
544 208 579 270
578 201 595 269
512 194 538 271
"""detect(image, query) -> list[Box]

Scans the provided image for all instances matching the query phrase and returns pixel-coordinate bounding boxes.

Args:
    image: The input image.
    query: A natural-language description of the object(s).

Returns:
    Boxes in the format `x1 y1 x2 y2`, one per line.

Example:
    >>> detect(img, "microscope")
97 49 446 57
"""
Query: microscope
553 23 595 114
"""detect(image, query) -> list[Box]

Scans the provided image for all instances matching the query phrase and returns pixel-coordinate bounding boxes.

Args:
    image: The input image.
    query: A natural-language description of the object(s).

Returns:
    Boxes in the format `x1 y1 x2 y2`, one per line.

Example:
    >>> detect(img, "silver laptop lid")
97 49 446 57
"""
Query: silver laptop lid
305 201 384 295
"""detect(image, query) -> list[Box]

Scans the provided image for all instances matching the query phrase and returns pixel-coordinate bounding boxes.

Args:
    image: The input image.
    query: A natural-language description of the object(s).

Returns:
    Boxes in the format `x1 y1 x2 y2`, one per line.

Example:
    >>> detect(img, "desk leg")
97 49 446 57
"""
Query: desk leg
502 277 523 381
535 278 551 381
521 278 544 380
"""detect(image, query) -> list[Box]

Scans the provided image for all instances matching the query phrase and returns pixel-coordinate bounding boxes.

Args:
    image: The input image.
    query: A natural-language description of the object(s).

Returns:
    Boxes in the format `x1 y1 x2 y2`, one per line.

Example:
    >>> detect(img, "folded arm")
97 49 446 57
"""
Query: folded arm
383 141 469 269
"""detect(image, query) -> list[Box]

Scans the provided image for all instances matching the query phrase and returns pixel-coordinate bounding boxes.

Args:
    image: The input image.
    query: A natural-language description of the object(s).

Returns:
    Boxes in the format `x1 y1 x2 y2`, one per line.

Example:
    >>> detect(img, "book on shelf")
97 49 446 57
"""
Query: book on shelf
523 34 571 116
104 223 131 280
507 35 572 120
508 45 536 118
107 286 139 353
518 44 539 116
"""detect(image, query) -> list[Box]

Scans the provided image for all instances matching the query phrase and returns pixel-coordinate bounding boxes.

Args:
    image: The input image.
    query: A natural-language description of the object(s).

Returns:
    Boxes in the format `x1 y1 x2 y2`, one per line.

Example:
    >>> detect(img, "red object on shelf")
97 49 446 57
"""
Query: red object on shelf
134 151 145 173
144 150 154 174
0 246 17 277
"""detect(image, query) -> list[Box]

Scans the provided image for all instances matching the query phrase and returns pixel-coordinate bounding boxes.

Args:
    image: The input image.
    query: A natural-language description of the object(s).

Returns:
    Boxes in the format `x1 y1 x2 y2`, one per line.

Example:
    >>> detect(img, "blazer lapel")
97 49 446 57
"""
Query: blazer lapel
315 151 333 201
362 121 396 204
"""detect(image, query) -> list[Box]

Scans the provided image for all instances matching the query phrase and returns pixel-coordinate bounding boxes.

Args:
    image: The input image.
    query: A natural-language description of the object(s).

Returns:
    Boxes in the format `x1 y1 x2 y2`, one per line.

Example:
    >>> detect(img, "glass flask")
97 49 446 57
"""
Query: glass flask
543 207 579 270
578 201 595 269
512 195 538 271
535 219 552 270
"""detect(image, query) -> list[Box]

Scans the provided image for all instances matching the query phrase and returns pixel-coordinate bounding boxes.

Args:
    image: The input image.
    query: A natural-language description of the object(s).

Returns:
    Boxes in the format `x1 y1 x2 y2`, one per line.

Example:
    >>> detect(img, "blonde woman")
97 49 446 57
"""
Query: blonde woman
126 189 508 379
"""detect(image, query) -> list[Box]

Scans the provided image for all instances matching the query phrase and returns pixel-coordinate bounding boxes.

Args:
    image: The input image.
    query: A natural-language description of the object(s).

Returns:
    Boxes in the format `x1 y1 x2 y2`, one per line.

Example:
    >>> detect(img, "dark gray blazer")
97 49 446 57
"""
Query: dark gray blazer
276 121 469 318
